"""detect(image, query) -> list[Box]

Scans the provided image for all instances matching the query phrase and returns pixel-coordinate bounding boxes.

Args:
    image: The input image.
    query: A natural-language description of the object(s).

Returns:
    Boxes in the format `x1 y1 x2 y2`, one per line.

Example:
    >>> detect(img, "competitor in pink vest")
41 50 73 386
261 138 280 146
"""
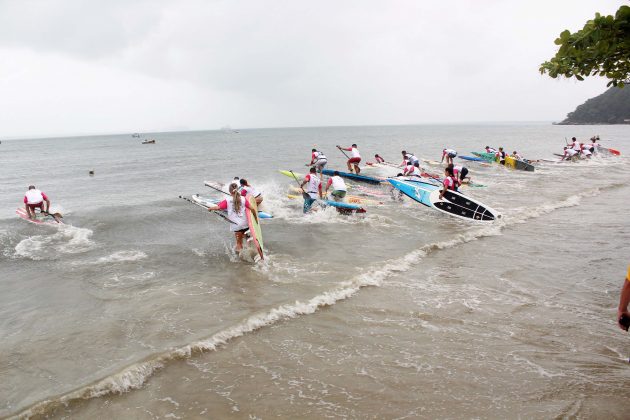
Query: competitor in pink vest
206 183 252 252
439 165 461 200
23 185 51 220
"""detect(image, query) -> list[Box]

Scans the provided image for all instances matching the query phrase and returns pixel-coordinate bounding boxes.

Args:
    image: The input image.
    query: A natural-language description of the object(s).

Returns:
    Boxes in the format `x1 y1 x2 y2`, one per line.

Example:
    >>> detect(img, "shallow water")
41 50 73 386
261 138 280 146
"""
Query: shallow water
1 124 629 418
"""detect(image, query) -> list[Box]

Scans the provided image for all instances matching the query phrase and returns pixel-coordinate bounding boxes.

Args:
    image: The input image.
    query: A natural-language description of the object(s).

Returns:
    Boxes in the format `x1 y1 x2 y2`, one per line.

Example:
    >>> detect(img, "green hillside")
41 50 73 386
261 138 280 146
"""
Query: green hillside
558 87 630 124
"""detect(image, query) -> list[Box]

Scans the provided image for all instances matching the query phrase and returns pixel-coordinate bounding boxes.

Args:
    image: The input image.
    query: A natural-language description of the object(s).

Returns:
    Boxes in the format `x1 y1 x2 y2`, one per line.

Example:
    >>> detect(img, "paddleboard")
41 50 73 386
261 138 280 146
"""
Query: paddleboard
321 169 384 185
245 194 264 260
288 187 382 205
459 155 485 162
388 178 438 207
321 200 366 213
278 170 304 180
16 208 62 225
471 151 496 162
429 189 499 222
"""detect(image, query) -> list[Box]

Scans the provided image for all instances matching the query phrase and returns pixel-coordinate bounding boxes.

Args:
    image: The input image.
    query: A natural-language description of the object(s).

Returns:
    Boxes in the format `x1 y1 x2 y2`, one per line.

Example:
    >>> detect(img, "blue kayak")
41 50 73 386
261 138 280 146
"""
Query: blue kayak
388 178 439 208
459 155 485 162
321 169 384 185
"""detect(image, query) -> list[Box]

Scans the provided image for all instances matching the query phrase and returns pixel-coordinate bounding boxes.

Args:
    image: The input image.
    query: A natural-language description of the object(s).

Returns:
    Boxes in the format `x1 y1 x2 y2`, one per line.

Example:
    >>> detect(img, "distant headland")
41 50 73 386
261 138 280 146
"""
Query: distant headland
555 87 630 125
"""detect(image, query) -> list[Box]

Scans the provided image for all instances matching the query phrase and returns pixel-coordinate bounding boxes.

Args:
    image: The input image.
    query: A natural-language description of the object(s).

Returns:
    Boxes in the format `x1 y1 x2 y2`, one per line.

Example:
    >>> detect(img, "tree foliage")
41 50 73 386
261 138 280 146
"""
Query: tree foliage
540 5 630 87
558 87 630 124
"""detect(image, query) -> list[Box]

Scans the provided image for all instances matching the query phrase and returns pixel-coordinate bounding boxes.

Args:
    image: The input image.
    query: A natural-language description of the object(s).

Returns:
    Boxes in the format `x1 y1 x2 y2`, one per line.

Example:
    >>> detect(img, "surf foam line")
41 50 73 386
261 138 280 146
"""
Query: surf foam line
9 184 618 419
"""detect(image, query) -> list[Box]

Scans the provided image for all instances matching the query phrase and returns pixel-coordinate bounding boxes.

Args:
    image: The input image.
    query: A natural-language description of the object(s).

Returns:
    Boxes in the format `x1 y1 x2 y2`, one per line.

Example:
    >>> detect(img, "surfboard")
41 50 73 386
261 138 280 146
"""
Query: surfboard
321 200 366 213
245 194 264 260
504 156 535 172
193 195 272 219
16 208 62 225
288 187 382 205
428 189 500 222
321 169 384 185
388 178 438 208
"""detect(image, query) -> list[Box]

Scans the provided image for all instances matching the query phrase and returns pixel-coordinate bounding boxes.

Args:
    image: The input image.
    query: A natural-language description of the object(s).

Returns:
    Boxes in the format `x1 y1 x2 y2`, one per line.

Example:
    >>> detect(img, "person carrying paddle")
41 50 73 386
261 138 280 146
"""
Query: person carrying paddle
440 148 457 166
325 171 347 202
337 144 361 174
300 167 323 213
308 148 328 179
205 183 252 253
239 179 263 204
24 185 52 221
439 166 460 199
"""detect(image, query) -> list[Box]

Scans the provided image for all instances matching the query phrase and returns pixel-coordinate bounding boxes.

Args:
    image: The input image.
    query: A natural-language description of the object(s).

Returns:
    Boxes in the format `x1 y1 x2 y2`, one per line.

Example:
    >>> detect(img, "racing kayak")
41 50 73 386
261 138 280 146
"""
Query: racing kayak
193 195 273 219
321 169 385 185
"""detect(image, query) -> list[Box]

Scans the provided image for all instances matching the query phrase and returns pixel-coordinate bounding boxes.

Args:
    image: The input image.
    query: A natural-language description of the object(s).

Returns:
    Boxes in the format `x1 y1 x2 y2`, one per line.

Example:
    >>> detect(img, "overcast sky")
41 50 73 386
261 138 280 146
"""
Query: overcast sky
0 0 623 138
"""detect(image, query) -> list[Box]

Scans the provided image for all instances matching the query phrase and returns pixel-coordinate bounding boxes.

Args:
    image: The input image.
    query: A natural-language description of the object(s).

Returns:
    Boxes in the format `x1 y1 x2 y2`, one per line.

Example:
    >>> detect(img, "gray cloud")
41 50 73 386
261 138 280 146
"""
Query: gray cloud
0 0 623 137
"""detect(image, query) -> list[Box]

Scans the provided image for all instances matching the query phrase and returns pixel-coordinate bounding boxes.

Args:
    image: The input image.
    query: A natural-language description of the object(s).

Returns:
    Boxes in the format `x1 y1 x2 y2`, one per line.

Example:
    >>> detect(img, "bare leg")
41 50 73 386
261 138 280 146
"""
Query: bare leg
347 162 353 172
354 164 360 174
235 232 245 252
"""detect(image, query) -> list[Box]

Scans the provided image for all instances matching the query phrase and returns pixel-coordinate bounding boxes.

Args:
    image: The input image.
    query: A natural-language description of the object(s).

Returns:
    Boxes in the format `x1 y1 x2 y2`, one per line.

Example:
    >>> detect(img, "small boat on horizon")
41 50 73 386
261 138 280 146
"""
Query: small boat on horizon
142 139 156 144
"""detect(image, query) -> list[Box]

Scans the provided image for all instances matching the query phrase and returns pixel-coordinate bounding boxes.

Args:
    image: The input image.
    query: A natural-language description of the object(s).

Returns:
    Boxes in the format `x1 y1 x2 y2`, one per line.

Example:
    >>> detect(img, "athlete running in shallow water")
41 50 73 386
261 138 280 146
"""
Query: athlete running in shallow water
301 167 323 213
338 144 361 174
206 183 252 253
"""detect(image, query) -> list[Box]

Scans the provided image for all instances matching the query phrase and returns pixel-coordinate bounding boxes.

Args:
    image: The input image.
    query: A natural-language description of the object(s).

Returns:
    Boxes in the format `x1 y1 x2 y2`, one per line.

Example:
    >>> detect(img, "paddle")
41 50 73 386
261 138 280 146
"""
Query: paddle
204 182 230 196
288 170 310 200
336 145 351 160
39 210 63 223
178 195 235 224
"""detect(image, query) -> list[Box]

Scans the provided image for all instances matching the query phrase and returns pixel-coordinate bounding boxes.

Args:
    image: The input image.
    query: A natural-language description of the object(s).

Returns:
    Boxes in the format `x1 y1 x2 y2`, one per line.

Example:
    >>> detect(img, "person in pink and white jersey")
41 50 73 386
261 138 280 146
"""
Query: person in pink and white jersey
568 137 580 151
206 183 252 253
24 185 51 220
239 179 263 204
439 165 460 200
440 148 457 165
338 144 361 174
579 143 592 158
452 164 470 183
325 171 347 202
403 161 421 177
589 136 601 153
561 146 578 160
301 167 323 213
308 148 328 180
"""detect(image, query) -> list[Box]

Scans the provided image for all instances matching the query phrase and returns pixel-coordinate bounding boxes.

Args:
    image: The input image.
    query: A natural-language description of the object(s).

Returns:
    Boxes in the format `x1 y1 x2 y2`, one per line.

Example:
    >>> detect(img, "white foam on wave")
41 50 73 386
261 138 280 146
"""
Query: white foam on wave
13 225 95 260
12 180 623 418
96 250 147 264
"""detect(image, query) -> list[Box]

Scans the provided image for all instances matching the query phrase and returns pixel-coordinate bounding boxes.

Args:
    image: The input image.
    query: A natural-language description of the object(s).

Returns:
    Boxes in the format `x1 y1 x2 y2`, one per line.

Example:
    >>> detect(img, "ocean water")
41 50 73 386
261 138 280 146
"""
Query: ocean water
1 123 629 419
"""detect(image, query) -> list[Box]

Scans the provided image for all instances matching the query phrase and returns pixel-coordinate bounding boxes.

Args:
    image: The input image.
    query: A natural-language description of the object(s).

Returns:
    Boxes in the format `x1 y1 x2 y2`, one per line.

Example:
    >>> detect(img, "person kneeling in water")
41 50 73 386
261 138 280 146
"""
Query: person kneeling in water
439 165 461 199
206 183 252 253
24 185 51 220
239 179 263 204
325 171 347 202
